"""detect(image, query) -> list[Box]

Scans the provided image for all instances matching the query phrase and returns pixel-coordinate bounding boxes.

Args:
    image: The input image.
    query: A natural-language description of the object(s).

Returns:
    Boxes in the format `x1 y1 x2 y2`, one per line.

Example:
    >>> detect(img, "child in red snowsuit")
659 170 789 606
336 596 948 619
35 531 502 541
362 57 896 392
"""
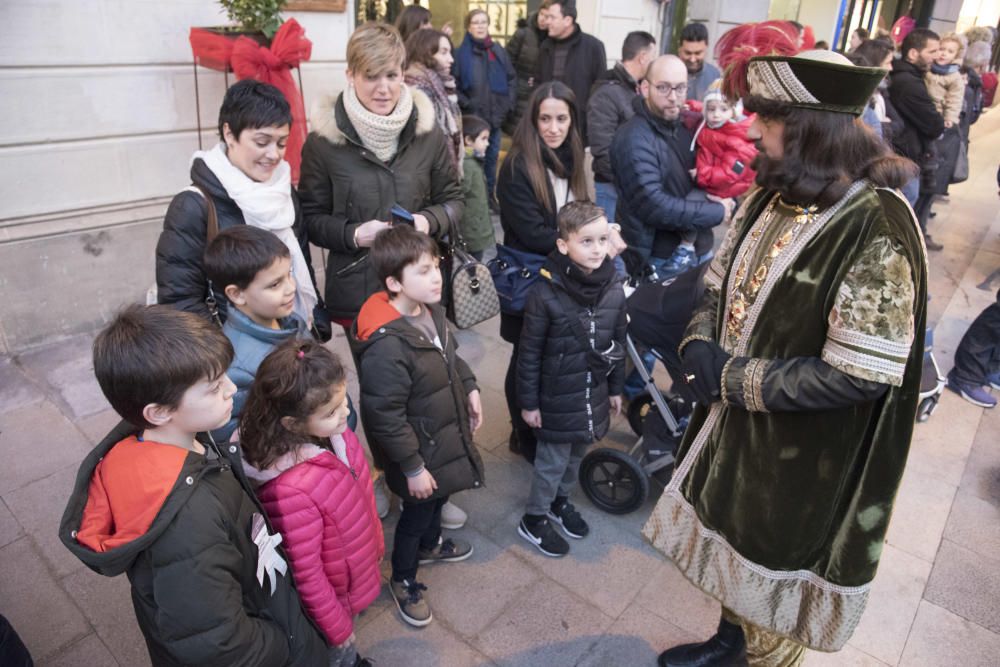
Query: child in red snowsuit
656 83 756 280
688 85 757 200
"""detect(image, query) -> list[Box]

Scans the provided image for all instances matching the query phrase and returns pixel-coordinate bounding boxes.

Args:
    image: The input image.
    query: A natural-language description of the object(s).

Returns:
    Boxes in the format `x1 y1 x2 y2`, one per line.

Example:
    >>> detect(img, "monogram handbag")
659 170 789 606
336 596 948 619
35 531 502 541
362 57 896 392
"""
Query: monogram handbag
440 202 500 329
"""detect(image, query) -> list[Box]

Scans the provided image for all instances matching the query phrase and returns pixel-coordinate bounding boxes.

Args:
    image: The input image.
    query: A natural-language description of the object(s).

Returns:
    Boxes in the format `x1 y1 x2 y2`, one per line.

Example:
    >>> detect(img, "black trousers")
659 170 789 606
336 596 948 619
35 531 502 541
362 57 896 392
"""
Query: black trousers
951 289 1000 386
501 312 537 457
392 495 448 582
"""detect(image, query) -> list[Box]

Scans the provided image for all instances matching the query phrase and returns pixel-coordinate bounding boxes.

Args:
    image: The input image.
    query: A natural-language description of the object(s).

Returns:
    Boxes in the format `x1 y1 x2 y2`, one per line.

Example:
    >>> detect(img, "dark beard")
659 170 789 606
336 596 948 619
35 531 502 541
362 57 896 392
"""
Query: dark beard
752 151 813 207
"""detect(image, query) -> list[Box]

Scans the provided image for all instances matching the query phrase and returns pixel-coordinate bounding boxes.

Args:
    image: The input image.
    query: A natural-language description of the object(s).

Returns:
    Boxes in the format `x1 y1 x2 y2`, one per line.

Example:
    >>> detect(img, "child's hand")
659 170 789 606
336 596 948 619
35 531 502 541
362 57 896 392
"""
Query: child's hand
467 389 483 433
944 120 954 128
407 469 438 500
412 213 431 234
521 409 542 429
337 633 356 649
610 395 623 416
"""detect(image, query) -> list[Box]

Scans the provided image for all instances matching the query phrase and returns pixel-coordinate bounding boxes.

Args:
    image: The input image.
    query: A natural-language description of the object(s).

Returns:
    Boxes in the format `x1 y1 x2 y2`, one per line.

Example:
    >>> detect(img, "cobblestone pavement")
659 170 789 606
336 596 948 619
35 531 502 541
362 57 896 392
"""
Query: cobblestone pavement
3 113 999 666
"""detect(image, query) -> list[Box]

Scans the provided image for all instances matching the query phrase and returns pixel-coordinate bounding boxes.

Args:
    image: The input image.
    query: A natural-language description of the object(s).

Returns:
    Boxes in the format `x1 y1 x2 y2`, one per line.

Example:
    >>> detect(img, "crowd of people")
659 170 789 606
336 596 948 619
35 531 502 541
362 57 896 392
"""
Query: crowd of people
32 4 999 667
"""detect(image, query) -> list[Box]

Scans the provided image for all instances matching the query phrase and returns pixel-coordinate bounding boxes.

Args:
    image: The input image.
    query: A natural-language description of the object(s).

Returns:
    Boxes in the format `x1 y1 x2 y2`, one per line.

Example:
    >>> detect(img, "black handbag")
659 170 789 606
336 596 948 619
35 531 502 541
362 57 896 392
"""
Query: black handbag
488 244 548 315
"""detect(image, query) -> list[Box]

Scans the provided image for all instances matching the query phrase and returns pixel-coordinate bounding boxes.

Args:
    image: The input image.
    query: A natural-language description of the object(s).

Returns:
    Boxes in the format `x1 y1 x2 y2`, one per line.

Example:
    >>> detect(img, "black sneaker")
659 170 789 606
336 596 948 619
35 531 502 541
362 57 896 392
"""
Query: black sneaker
548 498 590 539
417 536 474 564
518 515 569 557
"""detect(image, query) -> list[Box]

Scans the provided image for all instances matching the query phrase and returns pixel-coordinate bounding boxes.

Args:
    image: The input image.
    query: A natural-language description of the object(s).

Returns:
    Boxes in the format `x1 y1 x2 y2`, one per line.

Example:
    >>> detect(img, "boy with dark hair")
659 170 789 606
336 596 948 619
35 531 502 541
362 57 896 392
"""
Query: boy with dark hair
517 201 627 557
59 305 327 667
350 224 485 628
459 115 496 261
203 225 309 442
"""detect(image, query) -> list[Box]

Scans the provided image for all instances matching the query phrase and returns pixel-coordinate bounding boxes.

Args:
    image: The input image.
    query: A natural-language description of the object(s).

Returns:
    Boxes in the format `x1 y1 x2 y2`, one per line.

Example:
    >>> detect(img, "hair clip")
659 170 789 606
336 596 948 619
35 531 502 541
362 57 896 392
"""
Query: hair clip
297 350 305 360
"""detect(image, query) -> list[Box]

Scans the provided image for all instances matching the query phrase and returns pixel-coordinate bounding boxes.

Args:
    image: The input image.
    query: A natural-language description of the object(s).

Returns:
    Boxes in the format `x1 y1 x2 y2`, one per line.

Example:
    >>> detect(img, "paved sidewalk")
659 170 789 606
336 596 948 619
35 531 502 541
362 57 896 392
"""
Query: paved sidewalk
3 114 999 666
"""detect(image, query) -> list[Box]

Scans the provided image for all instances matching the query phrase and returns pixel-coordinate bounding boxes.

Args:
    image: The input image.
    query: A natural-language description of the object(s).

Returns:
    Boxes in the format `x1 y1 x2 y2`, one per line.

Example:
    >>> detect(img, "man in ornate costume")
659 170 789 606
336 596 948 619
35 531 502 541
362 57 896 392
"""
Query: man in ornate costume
644 25 928 667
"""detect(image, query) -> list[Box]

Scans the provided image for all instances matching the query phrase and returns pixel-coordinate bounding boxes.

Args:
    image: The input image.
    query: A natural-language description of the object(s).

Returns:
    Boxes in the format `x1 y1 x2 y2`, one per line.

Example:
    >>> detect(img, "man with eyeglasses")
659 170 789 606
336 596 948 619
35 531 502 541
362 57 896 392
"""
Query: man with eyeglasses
611 54 733 282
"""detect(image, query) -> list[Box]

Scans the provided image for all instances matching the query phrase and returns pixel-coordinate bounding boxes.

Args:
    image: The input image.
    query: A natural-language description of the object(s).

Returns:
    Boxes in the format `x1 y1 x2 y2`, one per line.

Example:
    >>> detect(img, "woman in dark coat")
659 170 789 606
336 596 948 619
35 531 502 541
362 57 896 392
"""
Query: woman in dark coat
452 8 516 199
496 81 624 459
156 80 321 327
298 22 463 326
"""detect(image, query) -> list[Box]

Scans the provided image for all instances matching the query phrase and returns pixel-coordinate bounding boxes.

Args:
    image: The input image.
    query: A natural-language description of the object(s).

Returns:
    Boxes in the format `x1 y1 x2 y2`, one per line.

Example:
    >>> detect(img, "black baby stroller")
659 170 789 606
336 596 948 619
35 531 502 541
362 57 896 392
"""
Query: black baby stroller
579 266 704 515
916 326 945 422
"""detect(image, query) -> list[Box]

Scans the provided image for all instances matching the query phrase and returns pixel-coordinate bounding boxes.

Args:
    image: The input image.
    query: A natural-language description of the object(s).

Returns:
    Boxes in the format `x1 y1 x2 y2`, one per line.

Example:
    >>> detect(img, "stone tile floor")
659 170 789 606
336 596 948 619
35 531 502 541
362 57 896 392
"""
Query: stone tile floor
2 114 999 666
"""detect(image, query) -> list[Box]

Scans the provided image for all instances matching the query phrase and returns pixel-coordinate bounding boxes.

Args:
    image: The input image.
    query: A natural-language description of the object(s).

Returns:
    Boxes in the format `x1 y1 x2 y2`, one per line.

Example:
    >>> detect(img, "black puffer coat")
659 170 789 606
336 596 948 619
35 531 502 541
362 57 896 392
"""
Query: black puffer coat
59 421 327 666
299 88 463 319
155 159 312 322
610 97 724 262
518 255 627 445
888 59 945 162
503 13 547 135
587 63 641 184
350 294 484 502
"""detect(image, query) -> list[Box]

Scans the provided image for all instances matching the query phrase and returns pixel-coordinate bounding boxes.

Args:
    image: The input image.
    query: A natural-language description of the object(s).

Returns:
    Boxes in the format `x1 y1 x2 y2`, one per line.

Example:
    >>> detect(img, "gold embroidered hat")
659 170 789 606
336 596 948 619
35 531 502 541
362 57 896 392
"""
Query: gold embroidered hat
746 50 887 116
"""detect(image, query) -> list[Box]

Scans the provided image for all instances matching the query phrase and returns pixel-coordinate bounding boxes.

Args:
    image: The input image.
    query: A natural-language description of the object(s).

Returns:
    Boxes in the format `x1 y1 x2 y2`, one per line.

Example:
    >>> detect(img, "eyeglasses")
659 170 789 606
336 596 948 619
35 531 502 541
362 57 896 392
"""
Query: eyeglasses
651 82 688 98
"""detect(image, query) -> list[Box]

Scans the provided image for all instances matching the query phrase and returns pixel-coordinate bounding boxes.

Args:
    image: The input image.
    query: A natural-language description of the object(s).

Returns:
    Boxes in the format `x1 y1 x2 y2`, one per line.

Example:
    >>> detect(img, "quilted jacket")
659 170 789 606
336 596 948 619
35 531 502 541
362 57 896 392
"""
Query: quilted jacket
246 430 384 646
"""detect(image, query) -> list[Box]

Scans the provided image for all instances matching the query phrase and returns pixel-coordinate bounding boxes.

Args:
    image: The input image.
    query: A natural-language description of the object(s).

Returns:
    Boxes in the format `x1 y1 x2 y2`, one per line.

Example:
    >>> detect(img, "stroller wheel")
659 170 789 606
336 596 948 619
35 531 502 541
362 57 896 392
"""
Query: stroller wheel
626 396 654 435
579 448 650 515
916 395 939 423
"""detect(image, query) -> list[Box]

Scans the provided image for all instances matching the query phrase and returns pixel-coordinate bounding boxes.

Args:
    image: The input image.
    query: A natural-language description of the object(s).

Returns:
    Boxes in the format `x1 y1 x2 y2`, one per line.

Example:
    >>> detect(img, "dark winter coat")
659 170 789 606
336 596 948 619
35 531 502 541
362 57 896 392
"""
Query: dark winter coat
888 59 945 163
610 97 725 262
503 13 547 135
460 152 496 253
59 422 327 667
587 63 642 183
350 293 484 502
298 88 463 320
536 24 607 144
155 159 313 322
452 36 516 129
518 255 627 444
496 152 561 256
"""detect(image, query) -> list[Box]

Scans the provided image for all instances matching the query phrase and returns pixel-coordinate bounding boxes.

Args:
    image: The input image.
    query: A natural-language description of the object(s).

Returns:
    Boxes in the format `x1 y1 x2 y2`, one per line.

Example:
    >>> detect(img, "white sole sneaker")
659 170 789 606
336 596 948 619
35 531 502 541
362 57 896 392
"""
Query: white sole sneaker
517 521 568 558
547 511 587 540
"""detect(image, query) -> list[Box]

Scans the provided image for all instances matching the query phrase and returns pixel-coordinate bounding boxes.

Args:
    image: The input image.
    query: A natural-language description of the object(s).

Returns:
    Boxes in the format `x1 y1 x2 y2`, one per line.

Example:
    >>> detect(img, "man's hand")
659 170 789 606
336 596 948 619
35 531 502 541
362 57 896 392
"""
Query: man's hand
355 220 392 248
608 225 627 258
521 409 542 428
411 213 431 234
407 469 438 500
680 340 732 405
706 194 735 225
467 389 483 433
610 395 623 416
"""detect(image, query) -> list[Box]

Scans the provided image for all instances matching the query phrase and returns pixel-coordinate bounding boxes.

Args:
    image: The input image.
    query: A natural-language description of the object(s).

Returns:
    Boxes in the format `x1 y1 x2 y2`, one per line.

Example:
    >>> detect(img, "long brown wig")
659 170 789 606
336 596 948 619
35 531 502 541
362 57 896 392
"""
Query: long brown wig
745 96 917 209
239 339 347 470
506 81 589 214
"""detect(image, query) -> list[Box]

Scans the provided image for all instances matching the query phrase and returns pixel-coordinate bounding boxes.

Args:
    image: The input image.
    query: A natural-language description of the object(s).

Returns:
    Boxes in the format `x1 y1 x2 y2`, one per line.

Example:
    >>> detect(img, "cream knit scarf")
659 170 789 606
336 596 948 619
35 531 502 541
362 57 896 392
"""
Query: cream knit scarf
343 83 413 162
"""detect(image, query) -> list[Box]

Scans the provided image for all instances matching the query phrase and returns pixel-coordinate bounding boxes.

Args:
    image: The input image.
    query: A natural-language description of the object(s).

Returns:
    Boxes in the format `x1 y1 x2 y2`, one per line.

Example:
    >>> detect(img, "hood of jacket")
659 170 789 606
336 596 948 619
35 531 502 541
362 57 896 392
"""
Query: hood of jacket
60 421 218 576
310 86 437 148
242 442 334 485
352 291 404 342
225 306 307 346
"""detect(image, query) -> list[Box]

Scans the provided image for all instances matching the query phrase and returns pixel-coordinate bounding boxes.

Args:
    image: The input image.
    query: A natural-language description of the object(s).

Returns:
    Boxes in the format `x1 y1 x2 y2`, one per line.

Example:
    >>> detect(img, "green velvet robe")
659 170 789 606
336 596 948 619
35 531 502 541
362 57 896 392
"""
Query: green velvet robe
643 182 928 652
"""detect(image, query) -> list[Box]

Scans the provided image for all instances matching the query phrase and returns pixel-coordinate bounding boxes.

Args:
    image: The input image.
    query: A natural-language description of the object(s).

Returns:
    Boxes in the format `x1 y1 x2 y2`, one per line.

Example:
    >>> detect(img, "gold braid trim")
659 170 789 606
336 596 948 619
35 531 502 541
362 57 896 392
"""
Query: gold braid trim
678 334 714 358
742 358 772 413
720 356 737 408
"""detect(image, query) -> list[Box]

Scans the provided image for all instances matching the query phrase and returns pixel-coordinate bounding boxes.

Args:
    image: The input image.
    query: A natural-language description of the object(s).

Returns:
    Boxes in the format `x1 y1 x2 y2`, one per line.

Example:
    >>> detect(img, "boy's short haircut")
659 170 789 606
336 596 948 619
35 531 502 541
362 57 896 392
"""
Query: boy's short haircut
461 115 490 141
557 200 607 239
93 305 234 428
204 225 290 291
217 79 292 140
371 224 439 294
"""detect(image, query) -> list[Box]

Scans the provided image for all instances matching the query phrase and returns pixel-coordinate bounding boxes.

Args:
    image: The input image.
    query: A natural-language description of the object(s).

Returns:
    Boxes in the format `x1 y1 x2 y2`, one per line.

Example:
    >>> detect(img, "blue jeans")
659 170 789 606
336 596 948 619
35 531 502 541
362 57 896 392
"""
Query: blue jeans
594 182 618 223
900 176 919 207
485 126 502 198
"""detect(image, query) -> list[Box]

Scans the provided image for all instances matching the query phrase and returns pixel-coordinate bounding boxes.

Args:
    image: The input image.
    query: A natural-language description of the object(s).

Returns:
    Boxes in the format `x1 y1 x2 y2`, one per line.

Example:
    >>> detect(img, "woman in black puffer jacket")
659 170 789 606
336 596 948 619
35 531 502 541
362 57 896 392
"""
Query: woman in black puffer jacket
156 80 321 326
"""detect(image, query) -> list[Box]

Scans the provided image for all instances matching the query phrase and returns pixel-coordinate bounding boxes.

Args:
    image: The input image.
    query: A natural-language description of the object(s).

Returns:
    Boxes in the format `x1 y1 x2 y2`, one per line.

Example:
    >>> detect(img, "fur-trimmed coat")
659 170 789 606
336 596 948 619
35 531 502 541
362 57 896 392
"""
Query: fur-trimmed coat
298 87 464 319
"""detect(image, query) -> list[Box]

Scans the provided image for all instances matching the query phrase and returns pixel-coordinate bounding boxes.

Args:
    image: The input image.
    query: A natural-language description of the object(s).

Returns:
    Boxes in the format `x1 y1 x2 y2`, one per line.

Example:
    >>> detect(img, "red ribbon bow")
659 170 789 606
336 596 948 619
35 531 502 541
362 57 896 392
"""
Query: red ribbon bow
190 19 312 183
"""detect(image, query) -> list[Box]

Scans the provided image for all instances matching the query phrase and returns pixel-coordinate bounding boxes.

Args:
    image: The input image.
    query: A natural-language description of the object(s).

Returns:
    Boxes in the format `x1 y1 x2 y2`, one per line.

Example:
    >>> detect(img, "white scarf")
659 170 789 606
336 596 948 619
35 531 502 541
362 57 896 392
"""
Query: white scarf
195 143 318 324
343 84 413 162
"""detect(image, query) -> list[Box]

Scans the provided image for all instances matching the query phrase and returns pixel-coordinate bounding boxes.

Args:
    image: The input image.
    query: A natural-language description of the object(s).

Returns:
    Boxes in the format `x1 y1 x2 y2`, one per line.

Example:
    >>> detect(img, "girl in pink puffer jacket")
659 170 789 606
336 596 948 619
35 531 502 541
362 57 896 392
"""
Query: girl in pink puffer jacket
240 340 383 667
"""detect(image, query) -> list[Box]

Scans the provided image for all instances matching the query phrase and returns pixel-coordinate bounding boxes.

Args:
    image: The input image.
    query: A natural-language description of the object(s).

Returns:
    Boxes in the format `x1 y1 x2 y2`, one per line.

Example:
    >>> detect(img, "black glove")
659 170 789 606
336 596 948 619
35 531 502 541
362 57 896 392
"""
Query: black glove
680 340 731 405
